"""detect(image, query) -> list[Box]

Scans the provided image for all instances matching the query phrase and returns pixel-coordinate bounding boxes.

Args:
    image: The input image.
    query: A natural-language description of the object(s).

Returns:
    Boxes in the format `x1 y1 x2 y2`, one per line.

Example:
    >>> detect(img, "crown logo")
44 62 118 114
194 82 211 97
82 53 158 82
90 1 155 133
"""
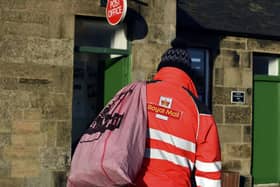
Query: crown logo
161 99 170 107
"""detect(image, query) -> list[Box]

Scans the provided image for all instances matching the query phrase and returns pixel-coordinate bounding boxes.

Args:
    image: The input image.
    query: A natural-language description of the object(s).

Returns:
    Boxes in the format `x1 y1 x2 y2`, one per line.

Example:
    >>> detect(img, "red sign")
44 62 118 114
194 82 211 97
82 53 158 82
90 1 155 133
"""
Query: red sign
106 0 127 25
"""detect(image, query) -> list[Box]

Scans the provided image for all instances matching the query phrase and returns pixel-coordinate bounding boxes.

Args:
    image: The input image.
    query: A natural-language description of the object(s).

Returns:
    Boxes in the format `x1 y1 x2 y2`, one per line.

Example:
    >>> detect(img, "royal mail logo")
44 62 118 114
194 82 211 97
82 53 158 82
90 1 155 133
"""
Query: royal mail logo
160 99 170 107
147 103 181 119
159 96 172 108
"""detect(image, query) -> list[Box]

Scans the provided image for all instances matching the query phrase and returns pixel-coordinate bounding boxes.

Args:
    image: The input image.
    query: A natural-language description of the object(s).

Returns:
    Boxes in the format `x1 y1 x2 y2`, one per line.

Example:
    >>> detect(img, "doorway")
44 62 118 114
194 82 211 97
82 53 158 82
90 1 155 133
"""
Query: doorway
253 54 280 184
71 16 131 154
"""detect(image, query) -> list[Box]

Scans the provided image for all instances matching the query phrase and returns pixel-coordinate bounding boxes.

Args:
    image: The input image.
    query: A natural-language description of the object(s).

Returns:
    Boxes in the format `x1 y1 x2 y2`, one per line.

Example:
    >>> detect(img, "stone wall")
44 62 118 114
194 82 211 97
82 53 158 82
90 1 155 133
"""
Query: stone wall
0 0 81 186
130 0 176 81
213 36 280 187
0 0 176 186
3 0 279 187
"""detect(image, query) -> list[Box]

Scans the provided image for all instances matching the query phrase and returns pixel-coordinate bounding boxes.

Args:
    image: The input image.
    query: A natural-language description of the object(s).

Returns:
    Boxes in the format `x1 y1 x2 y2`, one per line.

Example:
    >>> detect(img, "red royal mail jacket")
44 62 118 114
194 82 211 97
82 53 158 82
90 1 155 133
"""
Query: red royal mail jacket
135 67 221 187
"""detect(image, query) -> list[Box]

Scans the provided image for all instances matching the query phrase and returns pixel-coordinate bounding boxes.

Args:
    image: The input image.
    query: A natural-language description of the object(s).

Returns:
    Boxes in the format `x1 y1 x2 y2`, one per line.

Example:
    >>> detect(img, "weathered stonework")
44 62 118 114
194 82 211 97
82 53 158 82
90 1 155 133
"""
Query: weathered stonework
213 36 280 186
1 0 279 186
225 106 251 124
0 0 176 187
0 0 76 185
131 0 176 81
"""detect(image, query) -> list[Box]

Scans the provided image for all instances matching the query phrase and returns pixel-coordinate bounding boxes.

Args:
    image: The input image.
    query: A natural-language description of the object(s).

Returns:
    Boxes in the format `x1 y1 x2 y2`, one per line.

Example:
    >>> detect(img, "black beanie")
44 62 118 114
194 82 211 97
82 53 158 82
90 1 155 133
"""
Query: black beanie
157 38 192 75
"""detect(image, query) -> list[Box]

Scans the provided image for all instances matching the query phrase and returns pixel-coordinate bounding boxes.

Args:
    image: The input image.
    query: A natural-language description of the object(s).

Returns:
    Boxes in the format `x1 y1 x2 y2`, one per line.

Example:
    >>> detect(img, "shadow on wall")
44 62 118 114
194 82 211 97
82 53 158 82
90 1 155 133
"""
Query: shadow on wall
124 8 148 41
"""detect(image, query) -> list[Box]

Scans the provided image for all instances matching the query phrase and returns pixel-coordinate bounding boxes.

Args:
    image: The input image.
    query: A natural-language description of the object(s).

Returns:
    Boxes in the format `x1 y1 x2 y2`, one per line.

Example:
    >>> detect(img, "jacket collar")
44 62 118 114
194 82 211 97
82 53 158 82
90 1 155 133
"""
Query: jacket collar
153 67 198 97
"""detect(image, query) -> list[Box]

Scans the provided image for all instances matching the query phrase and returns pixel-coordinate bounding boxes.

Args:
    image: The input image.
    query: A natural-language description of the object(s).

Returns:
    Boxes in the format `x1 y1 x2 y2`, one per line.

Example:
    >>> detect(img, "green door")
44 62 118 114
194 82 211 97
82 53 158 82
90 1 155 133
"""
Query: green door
253 76 280 184
104 56 131 105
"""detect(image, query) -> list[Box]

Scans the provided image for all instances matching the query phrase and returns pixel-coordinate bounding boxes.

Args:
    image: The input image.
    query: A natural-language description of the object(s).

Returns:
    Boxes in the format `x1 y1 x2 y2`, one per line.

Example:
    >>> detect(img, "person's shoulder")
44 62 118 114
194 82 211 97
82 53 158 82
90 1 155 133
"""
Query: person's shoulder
182 87 211 115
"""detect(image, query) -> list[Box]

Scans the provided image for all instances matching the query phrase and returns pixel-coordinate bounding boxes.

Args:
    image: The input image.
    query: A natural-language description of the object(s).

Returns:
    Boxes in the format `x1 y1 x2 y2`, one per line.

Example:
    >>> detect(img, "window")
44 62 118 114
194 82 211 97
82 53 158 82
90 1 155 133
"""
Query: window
253 54 280 76
188 48 211 107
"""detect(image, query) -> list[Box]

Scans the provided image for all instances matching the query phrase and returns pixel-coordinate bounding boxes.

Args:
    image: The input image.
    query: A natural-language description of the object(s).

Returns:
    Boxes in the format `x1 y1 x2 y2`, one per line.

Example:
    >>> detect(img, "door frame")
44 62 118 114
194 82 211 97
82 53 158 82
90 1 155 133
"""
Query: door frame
252 74 280 184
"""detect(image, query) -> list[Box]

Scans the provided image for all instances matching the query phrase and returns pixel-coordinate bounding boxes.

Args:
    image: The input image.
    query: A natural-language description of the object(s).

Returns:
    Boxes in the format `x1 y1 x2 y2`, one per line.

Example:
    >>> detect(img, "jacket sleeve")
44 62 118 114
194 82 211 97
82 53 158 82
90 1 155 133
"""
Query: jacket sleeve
194 114 222 187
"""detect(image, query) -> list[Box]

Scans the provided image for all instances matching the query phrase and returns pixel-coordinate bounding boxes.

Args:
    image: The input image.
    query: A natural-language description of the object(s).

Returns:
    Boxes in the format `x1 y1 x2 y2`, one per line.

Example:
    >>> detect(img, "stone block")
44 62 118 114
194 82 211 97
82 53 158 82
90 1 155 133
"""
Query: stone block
143 0 176 24
241 68 252 88
4 91 31 109
224 67 242 87
0 158 10 177
2 10 49 24
243 126 252 143
24 170 68 187
221 50 240 67
132 43 168 72
0 178 25 187
224 36 247 41
30 92 51 109
222 159 241 171
240 51 252 68
0 133 11 149
73 0 105 15
11 159 40 177
12 120 40 134
61 15 75 39
212 87 227 105
220 40 246 50
212 105 223 123
218 125 242 143
24 176 42 187
32 93 70 109
26 38 73 66
242 175 252 187
52 67 73 93
48 14 61 39
40 147 68 170
226 143 251 159
0 35 27 58
225 106 251 124
146 23 176 44
0 77 18 90
213 55 223 68
25 0 54 12
4 145 39 160
40 121 57 147
0 0 27 9
4 21 49 38
53 171 67 187
214 68 224 86
248 39 280 53
240 159 251 176
0 120 12 133
42 105 71 120
23 109 42 121
0 104 13 120
0 63 53 80
56 121 71 147
11 134 45 146
0 90 30 111
131 70 147 82
13 110 24 120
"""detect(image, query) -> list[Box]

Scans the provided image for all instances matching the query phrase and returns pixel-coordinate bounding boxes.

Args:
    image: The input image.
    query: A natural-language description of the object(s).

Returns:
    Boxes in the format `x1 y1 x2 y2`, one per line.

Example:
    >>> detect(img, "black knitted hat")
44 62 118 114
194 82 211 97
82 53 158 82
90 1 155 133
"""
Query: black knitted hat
157 38 192 74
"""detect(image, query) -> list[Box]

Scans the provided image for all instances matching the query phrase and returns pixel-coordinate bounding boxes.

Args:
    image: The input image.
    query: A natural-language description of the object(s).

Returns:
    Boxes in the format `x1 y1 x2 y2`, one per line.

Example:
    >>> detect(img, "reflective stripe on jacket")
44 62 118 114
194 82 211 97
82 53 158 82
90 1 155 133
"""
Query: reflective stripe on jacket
135 67 221 187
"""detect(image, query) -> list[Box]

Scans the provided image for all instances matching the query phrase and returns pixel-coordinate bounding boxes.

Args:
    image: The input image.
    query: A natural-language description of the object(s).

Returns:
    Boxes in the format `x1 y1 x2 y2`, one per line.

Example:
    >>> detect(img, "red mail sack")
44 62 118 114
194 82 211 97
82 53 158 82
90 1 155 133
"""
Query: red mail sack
67 81 147 187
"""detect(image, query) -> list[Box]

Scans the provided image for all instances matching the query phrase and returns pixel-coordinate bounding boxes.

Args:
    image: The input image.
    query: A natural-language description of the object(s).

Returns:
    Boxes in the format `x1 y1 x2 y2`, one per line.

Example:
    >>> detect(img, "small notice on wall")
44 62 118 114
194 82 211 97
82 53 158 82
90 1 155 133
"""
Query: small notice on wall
231 91 245 104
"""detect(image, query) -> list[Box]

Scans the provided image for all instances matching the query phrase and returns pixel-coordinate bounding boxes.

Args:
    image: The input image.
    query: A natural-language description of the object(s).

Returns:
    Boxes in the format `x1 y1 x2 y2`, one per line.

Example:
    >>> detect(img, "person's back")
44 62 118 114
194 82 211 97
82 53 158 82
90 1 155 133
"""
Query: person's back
135 39 221 187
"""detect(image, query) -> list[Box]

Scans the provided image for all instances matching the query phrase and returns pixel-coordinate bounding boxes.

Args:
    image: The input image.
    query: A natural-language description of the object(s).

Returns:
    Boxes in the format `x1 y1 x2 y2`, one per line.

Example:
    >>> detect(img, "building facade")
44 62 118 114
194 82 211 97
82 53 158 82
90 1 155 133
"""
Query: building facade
0 0 279 187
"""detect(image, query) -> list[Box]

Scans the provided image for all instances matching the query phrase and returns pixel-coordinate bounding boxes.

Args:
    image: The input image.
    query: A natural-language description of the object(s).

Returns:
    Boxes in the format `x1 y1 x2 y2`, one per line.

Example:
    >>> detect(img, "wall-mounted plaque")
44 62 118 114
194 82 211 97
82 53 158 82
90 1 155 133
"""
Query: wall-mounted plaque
231 91 245 104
